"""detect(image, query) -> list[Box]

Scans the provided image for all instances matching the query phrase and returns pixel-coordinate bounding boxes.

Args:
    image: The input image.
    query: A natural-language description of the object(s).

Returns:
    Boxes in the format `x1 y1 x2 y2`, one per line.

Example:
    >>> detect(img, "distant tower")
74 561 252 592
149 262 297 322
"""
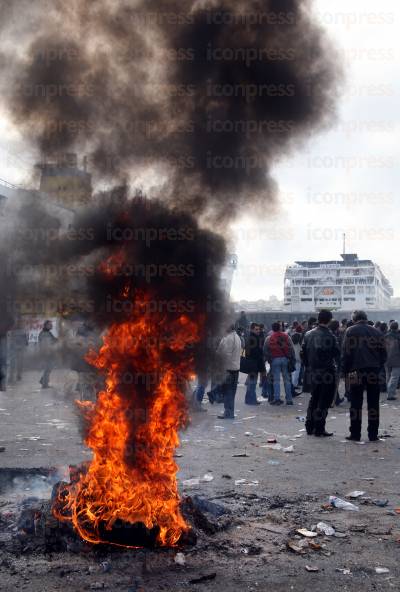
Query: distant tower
36 153 92 208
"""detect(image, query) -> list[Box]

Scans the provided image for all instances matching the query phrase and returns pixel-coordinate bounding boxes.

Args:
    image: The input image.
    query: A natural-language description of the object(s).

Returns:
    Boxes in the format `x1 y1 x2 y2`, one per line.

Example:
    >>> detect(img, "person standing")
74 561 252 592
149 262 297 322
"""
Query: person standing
385 321 400 401
244 323 264 406
301 316 318 394
291 326 303 393
328 319 345 406
301 310 340 437
342 310 387 442
264 322 295 405
216 325 242 419
8 319 29 384
38 320 57 388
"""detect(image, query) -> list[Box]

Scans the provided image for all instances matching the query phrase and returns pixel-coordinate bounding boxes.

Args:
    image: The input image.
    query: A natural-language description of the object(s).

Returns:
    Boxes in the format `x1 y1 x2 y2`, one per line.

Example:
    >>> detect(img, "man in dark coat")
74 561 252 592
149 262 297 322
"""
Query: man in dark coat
301 310 340 437
341 310 387 442
244 323 264 405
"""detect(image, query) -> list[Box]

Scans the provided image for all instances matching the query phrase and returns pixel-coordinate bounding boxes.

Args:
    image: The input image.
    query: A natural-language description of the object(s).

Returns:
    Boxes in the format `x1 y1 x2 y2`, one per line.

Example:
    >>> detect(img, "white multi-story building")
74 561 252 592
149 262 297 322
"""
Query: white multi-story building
284 254 393 313
220 254 238 297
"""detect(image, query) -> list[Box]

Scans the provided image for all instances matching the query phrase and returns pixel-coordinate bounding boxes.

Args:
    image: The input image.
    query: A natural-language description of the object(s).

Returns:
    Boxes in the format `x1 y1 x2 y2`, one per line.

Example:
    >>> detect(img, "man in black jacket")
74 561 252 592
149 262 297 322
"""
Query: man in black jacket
301 310 340 437
341 310 387 442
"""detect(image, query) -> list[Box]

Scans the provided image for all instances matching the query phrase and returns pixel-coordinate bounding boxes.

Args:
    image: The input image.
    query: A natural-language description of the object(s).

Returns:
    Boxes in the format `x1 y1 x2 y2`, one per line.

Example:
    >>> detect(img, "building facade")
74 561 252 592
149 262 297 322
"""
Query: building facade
36 153 92 208
284 254 393 313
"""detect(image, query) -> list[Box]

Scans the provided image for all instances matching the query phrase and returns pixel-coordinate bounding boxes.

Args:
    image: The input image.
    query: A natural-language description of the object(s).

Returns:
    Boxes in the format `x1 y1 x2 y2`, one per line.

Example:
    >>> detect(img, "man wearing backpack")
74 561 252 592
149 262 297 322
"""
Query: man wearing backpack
301 310 340 437
264 322 296 405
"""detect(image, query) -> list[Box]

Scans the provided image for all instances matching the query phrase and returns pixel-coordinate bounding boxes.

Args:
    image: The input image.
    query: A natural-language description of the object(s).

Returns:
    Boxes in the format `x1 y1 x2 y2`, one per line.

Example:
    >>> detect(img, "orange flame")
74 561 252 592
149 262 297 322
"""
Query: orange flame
53 289 202 547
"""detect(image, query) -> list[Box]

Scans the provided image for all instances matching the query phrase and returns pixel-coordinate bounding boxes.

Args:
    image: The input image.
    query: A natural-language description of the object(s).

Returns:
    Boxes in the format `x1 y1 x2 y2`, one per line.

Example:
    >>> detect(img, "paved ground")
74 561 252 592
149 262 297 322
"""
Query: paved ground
0 370 400 591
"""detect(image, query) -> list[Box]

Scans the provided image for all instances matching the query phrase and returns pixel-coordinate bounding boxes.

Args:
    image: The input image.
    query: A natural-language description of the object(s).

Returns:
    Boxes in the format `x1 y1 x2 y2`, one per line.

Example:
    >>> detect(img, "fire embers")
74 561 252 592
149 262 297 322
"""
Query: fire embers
53 298 201 547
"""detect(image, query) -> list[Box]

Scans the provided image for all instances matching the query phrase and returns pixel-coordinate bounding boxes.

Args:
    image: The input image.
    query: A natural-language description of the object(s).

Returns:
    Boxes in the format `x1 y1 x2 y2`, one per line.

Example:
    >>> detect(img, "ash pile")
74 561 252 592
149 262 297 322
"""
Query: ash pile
0 467 232 557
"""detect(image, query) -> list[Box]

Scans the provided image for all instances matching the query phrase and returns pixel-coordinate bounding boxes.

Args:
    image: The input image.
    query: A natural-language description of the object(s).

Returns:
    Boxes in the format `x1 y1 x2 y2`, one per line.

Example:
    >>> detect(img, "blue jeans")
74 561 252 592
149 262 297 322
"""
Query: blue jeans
271 357 292 402
245 373 258 404
222 370 239 417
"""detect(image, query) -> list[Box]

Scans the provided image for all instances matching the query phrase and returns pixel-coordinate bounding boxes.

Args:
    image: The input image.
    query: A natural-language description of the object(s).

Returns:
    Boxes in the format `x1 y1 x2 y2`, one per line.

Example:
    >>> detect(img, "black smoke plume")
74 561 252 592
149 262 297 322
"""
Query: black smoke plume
0 0 340 377
1 0 340 224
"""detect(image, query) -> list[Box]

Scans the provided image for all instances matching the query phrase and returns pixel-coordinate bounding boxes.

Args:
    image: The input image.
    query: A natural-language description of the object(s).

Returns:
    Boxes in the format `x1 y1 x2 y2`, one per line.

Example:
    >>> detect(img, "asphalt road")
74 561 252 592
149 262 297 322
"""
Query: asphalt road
0 370 399 591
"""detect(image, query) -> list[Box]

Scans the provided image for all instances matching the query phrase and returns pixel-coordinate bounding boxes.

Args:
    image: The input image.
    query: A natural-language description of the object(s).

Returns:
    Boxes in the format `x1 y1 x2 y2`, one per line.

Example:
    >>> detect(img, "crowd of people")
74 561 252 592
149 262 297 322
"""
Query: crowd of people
193 309 399 442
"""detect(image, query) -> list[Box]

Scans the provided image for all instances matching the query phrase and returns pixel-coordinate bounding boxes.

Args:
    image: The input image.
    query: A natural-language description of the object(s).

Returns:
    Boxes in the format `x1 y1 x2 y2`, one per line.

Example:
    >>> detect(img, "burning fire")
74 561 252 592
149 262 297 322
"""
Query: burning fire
53 257 202 547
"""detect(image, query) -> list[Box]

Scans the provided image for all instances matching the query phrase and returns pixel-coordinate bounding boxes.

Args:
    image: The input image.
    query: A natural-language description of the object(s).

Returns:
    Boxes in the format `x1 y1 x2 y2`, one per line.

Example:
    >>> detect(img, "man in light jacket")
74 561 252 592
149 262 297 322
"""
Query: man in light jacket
216 325 242 419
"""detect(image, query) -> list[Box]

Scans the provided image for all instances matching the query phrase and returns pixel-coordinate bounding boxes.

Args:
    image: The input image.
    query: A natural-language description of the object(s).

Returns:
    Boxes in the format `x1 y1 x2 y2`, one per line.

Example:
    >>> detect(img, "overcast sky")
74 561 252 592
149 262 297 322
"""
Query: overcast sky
0 0 399 301
231 0 400 300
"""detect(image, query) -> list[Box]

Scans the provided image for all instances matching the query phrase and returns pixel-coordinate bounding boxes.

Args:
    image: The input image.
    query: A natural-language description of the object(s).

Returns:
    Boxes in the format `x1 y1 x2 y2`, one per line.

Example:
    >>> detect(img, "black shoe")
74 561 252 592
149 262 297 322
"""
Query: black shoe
345 435 360 442
369 436 379 442
245 401 261 406
207 391 215 405
306 430 314 436
335 398 345 406
315 431 333 437
217 414 234 420
293 390 302 398
387 397 397 401
286 401 294 406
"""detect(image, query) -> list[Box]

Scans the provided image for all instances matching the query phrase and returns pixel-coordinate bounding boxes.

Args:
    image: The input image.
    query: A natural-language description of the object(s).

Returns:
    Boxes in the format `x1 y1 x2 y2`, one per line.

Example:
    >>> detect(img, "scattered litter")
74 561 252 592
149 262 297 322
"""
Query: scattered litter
375 567 390 574
347 491 366 499
360 477 375 481
283 446 294 453
0 447 5 453
222 474 232 479
297 529 318 538
245 432 254 437
287 540 308 554
296 416 305 422
329 496 359 511
267 438 277 444
372 499 389 508
235 479 259 486
101 561 111 573
395 508 400 514
183 474 214 487
268 460 280 466
183 478 200 487
316 522 335 536
305 565 319 572
175 553 186 566
232 453 249 458
189 573 217 584
336 568 352 575
334 532 347 539
309 542 322 551
261 443 283 451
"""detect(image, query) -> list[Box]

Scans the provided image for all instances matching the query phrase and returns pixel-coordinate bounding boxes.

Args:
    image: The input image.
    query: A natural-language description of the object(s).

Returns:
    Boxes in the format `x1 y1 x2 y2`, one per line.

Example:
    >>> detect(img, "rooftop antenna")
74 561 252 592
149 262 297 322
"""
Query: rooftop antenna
342 233 346 257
